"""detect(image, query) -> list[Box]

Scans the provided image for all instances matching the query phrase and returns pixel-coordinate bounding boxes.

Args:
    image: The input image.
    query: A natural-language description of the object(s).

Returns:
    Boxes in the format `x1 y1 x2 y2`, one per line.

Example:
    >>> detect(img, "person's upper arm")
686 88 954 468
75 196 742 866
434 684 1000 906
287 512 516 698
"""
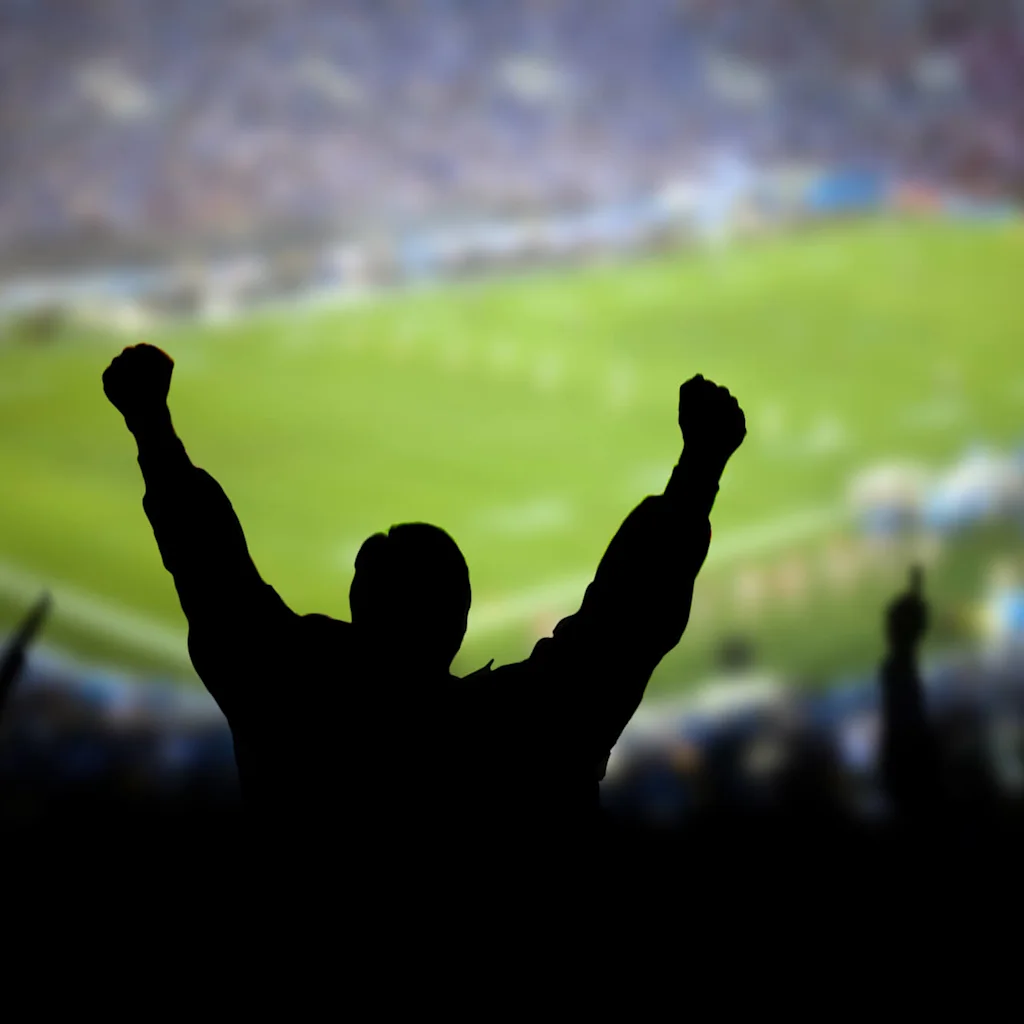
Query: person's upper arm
143 465 278 630
527 492 712 755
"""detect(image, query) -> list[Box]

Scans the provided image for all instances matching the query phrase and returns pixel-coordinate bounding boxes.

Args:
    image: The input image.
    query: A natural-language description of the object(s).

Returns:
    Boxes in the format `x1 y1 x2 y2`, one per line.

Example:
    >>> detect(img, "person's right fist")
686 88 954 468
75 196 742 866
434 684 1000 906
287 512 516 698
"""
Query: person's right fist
103 344 173 424
678 374 746 466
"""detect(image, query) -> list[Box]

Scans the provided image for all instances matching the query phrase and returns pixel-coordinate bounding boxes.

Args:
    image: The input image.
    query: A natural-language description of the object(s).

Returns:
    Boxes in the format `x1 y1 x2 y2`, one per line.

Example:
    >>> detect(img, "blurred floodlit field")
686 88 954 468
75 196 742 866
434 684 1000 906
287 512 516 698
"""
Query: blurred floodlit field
1 218 1022 690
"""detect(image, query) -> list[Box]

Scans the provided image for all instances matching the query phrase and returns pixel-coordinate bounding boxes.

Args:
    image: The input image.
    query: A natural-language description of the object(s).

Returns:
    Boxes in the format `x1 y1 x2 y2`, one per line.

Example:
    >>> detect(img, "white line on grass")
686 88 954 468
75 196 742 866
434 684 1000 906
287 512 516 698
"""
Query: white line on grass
704 503 842 566
0 559 192 670
487 339 519 375
467 502 843 638
531 352 564 393
903 396 966 430
804 416 848 455
628 463 675 494
474 498 573 537
0 503 845 664
604 362 636 412
333 537 369 570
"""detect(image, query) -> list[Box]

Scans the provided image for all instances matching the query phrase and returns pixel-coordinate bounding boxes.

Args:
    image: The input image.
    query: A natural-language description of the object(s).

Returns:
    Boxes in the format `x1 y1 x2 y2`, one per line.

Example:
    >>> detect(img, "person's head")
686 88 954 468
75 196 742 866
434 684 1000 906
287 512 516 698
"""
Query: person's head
349 523 471 671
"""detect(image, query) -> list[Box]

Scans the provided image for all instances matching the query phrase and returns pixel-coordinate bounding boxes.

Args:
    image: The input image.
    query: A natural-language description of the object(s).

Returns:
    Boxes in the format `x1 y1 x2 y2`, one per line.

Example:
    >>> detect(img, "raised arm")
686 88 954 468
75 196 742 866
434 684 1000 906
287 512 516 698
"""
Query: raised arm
0 592 50 723
879 566 942 821
103 345 292 693
529 375 746 759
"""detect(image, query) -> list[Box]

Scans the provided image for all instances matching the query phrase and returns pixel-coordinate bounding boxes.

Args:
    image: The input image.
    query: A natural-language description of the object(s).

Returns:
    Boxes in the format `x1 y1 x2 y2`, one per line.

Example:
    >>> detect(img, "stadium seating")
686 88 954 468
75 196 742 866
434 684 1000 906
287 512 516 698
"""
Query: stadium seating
2 0 1021 269
5 626 1024 840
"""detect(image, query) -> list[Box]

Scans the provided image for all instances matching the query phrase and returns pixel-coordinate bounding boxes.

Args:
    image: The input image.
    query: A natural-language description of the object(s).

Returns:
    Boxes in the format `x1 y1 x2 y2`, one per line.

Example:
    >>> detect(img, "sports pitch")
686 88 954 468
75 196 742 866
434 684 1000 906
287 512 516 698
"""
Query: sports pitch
1 218 1022 693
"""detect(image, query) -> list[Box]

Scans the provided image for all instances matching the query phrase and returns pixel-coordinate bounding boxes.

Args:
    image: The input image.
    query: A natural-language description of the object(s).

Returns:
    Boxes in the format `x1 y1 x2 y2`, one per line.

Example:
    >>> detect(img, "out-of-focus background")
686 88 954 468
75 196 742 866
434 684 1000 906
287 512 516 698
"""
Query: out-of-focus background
1 0 1023 832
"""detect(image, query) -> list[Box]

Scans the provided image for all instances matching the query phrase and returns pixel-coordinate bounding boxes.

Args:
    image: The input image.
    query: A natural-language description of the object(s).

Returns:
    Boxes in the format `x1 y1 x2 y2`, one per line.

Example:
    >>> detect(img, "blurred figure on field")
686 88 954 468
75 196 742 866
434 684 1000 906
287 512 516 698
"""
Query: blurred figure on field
980 562 1024 655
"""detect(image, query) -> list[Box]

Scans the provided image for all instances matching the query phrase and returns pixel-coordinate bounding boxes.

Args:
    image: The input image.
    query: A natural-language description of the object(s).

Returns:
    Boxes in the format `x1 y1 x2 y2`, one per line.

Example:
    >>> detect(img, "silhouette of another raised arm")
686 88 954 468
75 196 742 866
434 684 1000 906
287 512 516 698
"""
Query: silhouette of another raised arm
0 593 50 722
879 566 941 820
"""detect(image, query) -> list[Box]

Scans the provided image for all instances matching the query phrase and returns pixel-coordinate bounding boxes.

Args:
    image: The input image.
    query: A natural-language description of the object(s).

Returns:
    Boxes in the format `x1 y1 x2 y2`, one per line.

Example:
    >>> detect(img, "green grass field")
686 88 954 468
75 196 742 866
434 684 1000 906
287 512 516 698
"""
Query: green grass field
1 218 1022 694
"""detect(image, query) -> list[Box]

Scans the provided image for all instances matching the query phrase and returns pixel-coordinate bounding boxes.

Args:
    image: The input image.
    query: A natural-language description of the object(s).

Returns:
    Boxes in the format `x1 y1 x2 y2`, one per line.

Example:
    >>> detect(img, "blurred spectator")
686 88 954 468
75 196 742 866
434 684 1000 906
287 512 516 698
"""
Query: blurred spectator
0 593 50 720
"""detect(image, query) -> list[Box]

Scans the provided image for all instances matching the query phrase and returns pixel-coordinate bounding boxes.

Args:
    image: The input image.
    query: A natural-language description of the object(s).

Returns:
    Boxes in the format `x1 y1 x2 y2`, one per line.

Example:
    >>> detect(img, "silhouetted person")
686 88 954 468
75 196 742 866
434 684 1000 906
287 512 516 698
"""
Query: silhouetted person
103 344 743 852
0 593 50 723
879 566 942 825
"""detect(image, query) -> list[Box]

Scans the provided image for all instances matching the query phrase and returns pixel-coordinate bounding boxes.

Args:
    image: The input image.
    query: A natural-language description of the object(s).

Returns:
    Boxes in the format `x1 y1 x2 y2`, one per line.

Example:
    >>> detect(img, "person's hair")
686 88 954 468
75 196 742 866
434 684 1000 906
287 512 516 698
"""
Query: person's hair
350 522 471 667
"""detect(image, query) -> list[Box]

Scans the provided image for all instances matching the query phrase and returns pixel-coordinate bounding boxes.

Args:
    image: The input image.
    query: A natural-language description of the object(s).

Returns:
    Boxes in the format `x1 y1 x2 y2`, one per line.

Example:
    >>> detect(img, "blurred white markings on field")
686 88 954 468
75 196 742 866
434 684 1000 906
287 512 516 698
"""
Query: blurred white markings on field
488 339 518 375
468 502 843 637
904 396 965 429
759 403 785 442
704 504 842 565
476 498 573 537
805 416 848 455
333 538 367 570
605 362 636 411
629 463 673 494
469 576 589 636
532 352 564 392
0 559 192 671
0 504 843 663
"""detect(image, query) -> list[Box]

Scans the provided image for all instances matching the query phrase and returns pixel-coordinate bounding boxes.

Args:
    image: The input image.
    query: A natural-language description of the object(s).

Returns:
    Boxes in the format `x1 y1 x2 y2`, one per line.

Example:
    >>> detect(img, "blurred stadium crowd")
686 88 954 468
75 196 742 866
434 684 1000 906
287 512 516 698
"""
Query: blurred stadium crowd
2 2 1024 868
2 588 1022 839
0 433 1018 834
851 443 1024 537
2 457 1022 839
2 0 1023 274
0 645 238 829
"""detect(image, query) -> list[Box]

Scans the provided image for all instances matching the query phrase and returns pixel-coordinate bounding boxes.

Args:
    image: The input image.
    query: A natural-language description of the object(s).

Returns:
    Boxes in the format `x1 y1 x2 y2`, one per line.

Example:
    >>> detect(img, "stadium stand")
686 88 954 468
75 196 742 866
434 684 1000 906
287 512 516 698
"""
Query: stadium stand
4 4 1024 902
4 588 1024 846
0 616 239 830
2 0 1022 271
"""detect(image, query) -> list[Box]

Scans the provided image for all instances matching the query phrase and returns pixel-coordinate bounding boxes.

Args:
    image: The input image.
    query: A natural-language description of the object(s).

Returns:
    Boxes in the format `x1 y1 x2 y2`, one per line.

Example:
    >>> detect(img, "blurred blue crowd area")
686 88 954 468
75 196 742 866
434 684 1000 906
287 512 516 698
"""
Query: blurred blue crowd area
1 0 1023 265
604 644 1024 831
0 647 239 820
3 432 1024 828
2 611 1023 831
851 442 1024 539
1 162 1017 321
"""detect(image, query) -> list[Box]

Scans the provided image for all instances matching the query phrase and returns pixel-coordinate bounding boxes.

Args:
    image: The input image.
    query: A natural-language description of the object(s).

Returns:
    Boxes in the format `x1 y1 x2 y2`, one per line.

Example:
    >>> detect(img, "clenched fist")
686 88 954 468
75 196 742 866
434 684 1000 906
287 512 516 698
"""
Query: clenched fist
678 374 746 469
103 344 174 427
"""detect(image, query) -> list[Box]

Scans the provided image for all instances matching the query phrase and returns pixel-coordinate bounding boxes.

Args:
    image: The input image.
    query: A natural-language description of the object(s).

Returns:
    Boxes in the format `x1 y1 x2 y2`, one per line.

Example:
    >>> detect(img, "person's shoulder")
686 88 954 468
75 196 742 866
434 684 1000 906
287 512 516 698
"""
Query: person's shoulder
453 659 535 719
460 659 495 682
448 660 493 702
299 613 352 643
300 612 350 627
458 659 533 684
